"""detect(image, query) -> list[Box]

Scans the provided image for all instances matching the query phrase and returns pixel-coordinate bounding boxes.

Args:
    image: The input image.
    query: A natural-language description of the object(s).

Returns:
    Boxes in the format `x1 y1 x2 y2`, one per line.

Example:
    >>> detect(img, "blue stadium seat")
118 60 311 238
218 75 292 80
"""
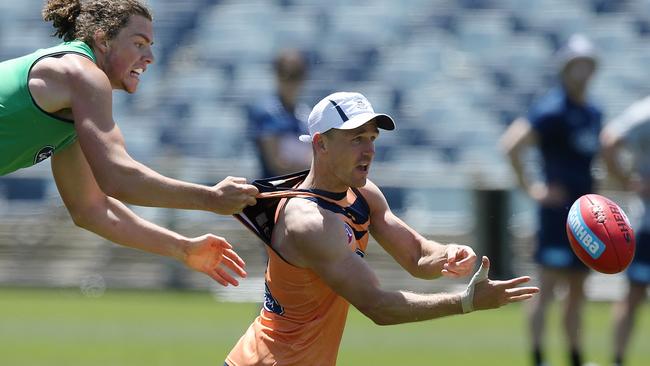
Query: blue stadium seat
0 177 47 201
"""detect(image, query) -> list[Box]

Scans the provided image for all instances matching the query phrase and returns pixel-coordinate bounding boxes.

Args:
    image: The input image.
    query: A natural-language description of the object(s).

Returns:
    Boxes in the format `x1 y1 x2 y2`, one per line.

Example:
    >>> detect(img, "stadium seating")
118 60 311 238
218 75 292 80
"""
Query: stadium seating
2 0 648 297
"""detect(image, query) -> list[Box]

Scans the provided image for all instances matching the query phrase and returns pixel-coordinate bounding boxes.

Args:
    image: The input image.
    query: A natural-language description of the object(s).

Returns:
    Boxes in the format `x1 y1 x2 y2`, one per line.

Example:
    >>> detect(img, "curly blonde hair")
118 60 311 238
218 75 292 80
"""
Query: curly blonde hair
42 0 152 46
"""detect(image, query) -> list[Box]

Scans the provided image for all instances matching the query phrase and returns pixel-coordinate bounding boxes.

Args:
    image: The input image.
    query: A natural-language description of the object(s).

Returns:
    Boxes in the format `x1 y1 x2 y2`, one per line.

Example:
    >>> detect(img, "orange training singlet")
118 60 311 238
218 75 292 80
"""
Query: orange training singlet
227 186 370 366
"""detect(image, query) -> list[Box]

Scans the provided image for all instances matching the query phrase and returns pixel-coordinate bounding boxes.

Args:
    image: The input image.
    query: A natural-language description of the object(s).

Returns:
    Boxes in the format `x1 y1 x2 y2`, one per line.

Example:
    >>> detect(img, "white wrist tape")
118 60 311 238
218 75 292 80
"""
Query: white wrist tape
460 260 489 313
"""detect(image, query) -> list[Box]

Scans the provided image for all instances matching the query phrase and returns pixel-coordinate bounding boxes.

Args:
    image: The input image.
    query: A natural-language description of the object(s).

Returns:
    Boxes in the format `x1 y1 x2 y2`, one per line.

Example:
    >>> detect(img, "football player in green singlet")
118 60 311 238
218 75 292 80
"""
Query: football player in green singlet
0 0 258 286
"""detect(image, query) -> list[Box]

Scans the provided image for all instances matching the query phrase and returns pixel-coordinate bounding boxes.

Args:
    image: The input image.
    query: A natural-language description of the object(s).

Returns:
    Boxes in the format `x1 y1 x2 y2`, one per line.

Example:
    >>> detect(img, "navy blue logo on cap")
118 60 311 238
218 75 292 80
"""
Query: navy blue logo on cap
34 146 54 164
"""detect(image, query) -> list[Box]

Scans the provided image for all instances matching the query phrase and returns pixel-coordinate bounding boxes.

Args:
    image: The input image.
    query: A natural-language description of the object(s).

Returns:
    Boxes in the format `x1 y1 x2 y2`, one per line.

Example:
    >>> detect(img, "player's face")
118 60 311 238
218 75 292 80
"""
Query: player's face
102 15 154 93
323 121 379 189
562 58 595 92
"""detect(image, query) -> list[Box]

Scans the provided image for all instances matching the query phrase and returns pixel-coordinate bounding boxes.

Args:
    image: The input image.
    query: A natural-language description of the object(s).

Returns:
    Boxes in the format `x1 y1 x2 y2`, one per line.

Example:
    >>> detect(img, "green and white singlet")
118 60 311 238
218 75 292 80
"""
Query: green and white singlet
0 41 96 175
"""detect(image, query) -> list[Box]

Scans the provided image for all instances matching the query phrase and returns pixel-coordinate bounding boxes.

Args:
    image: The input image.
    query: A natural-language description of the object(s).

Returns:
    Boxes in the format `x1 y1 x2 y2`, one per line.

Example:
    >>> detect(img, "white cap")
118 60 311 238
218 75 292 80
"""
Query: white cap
299 91 396 142
556 33 598 70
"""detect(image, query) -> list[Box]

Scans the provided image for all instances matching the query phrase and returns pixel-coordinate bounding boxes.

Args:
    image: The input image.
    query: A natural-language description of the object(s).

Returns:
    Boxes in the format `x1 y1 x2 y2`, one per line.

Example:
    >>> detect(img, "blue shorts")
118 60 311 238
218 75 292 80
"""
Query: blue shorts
626 231 650 285
534 206 589 270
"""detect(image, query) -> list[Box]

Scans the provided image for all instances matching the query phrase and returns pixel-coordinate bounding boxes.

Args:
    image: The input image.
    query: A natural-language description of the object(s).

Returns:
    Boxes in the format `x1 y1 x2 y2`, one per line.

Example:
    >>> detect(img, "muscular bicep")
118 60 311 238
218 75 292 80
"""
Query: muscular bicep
361 181 436 275
370 208 431 267
51 140 105 219
291 213 383 313
67 58 131 181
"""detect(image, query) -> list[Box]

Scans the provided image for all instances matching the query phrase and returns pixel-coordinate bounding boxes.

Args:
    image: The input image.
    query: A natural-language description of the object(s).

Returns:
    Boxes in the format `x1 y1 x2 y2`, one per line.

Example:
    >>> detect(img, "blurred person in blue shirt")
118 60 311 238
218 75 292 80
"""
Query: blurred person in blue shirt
500 34 602 366
601 96 650 366
246 49 311 178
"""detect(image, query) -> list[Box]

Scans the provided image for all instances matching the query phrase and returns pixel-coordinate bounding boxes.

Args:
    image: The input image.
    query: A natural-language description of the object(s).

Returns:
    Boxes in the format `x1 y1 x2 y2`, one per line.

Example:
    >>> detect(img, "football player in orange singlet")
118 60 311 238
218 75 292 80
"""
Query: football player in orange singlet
227 92 540 366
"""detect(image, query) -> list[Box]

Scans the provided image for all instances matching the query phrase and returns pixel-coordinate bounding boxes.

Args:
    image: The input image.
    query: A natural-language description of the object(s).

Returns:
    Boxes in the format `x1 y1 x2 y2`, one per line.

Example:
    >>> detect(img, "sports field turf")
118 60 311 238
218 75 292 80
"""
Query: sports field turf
0 288 648 365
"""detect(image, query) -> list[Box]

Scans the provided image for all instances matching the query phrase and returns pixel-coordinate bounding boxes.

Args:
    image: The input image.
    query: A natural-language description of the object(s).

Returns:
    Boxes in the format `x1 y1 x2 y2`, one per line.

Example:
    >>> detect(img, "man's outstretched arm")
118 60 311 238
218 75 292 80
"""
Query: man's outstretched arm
362 180 475 279
283 200 539 325
52 141 247 286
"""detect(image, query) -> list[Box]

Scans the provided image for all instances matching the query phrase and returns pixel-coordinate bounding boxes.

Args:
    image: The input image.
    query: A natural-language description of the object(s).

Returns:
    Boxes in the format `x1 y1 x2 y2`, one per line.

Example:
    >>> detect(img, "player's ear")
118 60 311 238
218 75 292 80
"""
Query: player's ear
93 30 110 53
314 133 327 152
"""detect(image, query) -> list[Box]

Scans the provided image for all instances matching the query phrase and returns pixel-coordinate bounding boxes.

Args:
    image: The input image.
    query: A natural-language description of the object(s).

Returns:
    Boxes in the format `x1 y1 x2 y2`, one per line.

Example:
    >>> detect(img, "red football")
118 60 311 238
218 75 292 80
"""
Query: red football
566 194 636 274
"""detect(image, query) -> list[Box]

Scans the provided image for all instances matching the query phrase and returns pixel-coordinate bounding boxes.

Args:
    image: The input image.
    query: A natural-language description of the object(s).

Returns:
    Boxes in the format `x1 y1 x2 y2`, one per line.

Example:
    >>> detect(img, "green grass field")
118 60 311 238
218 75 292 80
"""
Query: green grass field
0 288 648 366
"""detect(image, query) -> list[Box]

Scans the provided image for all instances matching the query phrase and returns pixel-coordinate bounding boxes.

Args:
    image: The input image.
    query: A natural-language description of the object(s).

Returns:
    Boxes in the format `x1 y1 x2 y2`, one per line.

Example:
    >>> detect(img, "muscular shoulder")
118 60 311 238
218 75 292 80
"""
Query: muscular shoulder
29 54 108 112
283 197 337 238
277 196 349 266
31 53 102 83
61 53 109 89
357 179 390 215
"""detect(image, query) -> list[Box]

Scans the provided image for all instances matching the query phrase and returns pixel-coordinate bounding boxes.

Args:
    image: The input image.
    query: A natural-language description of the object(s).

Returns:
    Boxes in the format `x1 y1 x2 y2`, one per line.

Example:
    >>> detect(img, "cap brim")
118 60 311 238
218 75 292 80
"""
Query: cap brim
337 113 396 131
561 54 597 69
298 113 396 142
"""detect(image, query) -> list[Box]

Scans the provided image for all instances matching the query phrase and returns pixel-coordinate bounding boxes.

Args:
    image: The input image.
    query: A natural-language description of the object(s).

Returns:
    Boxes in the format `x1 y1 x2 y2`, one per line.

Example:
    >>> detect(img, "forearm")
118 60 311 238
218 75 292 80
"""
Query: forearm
99 160 216 211
602 147 630 187
412 240 449 279
362 290 463 325
508 152 532 191
74 195 189 260
500 118 537 192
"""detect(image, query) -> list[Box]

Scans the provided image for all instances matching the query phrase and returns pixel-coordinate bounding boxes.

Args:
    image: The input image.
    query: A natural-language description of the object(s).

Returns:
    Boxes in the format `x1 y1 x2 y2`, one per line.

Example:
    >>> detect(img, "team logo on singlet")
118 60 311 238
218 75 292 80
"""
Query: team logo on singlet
34 146 54 164
263 282 284 315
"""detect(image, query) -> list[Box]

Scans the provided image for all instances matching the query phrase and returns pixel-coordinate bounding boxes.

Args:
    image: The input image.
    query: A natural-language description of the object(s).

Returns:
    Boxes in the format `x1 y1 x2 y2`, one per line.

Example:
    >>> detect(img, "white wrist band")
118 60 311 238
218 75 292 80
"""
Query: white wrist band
460 260 489 313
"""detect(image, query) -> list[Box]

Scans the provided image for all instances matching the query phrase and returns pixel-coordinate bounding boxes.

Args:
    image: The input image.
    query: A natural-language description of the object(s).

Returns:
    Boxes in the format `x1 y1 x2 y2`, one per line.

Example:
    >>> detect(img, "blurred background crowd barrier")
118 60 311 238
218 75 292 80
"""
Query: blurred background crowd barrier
0 0 647 300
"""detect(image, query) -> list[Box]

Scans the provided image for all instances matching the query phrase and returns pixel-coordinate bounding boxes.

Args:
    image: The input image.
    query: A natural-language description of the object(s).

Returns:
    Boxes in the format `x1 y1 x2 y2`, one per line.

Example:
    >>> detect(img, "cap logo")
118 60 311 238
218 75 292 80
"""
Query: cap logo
355 98 370 110
329 100 349 122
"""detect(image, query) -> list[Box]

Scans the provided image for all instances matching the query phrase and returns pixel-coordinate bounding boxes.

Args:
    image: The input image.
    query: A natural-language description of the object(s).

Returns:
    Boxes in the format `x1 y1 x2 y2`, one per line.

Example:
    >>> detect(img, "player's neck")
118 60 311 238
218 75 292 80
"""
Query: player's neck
567 91 586 105
278 89 297 112
563 84 588 105
299 168 348 194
